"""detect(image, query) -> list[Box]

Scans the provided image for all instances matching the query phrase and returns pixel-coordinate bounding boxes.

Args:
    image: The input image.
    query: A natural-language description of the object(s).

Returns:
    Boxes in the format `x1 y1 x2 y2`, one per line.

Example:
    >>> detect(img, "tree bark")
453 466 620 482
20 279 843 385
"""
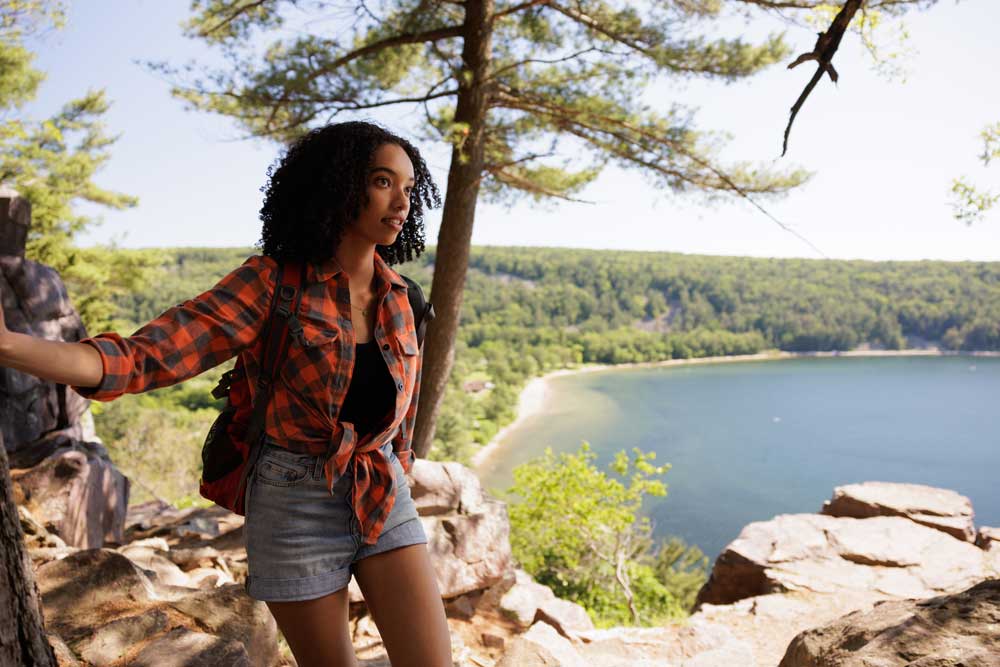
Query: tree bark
412 0 494 459
0 430 57 666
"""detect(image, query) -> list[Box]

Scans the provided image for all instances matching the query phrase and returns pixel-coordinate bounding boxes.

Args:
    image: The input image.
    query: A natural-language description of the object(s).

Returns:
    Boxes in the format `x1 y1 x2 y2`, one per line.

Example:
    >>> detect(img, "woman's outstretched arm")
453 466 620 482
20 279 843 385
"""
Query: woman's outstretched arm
0 304 104 387
0 254 277 400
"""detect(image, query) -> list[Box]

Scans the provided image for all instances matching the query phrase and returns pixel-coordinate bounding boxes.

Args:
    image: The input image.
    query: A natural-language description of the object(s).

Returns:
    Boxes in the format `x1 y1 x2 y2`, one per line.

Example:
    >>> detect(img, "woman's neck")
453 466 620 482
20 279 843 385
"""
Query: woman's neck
335 236 376 289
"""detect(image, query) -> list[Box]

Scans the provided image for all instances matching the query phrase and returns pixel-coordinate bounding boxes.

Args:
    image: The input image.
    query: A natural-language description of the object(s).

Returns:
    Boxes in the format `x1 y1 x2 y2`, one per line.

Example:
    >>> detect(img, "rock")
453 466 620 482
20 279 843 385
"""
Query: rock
695 513 998 608
423 497 513 598
778 578 1000 667
0 186 30 256
187 566 235 589
482 632 506 649
130 627 250 667
167 545 224 570
821 481 976 542
18 504 66 549
12 446 130 548
692 590 887 667
167 584 279 667
409 459 489 516
499 569 555 629
573 618 752 667
124 499 189 533
46 633 81 667
124 503 234 542
73 610 169 667
27 545 80 565
497 621 583 667
537 597 595 639
0 251 98 470
445 591 483 620
35 549 156 631
977 526 1000 551
118 544 196 588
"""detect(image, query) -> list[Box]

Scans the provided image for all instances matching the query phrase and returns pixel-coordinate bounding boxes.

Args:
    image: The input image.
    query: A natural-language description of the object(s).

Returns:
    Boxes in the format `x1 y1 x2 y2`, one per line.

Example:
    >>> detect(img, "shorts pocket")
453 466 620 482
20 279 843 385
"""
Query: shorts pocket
257 446 314 487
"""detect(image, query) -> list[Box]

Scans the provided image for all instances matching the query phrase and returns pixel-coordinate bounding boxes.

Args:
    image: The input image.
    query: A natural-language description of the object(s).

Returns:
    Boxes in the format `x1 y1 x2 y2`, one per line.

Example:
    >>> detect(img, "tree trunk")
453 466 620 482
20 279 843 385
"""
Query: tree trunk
0 430 57 666
412 0 494 459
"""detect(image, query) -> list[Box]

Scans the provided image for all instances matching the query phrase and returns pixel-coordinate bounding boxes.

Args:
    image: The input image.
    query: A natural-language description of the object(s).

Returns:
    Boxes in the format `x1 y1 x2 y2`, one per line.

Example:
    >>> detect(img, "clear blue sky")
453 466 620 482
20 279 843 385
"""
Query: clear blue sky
24 0 1000 261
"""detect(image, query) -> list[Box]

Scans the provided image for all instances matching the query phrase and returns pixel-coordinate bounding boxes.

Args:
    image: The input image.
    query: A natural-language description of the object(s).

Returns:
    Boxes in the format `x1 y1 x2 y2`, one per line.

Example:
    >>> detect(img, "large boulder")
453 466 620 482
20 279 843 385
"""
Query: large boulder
32 548 279 666
12 445 129 548
778 578 1000 667
34 549 158 633
348 457 515 604
695 513 999 608
821 481 976 542
167 584 279 667
0 252 96 467
3 221 130 549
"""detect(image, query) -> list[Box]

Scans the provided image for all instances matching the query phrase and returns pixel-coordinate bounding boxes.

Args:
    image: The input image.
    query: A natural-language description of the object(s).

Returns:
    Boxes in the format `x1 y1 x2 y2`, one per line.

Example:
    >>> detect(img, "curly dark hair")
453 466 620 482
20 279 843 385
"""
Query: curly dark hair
257 120 440 266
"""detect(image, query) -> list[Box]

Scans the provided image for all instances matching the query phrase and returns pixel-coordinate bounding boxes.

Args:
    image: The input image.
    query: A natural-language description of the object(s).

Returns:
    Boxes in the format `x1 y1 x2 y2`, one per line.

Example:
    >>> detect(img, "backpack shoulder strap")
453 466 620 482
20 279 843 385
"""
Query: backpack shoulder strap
245 259 307 444
400 274 435 347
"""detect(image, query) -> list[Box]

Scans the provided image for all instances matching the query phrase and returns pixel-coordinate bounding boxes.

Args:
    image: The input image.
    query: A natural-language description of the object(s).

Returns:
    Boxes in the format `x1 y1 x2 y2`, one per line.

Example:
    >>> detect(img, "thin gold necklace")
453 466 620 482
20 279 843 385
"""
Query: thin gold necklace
351 300 375 317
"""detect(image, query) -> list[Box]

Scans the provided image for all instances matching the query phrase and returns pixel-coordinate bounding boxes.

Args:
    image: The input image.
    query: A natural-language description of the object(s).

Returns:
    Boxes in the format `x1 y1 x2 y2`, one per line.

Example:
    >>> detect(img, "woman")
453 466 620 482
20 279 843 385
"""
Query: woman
0 121 453 667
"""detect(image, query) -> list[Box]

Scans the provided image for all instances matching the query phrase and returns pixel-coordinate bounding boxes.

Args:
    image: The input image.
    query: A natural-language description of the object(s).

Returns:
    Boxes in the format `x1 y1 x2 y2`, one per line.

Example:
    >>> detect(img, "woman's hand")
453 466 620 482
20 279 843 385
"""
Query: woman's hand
0 286 103 388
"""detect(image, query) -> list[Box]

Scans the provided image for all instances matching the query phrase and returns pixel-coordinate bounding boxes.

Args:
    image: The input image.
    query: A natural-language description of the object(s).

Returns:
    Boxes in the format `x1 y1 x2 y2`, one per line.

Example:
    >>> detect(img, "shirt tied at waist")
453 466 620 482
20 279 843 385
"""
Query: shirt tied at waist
323 431 397 546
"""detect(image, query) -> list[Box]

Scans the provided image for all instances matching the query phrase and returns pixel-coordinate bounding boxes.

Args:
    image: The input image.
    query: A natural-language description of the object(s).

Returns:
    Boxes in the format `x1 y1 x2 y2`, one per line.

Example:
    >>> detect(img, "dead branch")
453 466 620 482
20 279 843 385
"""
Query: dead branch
781 0 863 156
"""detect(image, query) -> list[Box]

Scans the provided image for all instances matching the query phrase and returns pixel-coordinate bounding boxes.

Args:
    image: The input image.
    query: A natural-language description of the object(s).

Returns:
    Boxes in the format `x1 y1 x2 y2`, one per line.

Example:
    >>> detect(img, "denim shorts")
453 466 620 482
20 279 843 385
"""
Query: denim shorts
243 439 427 602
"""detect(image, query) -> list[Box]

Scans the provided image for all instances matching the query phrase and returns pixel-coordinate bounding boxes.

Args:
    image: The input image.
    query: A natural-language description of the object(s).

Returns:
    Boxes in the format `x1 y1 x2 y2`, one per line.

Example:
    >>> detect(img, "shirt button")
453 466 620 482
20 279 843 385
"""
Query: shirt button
382 343 390 350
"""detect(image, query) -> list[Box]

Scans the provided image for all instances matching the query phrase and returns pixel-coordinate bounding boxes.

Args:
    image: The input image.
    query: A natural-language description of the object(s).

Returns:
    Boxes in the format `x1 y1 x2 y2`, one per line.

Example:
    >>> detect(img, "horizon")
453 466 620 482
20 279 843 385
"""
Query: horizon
105 242 1000 266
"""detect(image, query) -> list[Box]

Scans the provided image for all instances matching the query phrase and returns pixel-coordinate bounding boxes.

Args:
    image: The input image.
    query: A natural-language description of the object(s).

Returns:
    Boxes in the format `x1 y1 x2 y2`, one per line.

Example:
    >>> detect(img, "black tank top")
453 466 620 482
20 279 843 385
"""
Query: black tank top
338 340 396 440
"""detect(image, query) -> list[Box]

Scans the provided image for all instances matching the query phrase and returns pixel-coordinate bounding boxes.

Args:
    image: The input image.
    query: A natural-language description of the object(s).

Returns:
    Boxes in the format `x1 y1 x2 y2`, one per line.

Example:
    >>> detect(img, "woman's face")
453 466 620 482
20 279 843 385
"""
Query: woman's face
346 142 415 247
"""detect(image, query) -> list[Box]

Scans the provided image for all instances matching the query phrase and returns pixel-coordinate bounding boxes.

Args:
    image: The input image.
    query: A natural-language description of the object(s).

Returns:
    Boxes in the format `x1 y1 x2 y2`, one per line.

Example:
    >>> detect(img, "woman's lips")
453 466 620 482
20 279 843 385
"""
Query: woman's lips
383 218 403 230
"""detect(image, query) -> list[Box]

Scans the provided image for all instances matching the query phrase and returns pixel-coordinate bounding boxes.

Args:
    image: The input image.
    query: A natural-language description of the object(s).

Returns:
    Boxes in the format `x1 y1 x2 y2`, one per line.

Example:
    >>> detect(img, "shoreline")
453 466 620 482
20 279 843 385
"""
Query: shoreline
469 348 1000 471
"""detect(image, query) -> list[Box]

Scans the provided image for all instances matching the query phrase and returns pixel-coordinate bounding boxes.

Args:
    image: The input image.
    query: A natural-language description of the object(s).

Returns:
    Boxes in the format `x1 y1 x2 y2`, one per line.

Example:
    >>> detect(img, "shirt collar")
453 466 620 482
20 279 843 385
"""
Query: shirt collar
309 251 407 289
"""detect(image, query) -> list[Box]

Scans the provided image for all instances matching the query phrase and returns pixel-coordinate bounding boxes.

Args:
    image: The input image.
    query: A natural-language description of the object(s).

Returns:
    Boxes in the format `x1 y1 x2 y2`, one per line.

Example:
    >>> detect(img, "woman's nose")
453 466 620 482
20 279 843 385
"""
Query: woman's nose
394 190 409 211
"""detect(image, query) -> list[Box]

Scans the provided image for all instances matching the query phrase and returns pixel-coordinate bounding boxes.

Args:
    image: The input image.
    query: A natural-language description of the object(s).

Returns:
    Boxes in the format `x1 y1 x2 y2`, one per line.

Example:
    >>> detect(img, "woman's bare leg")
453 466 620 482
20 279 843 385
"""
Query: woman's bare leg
266 587 357 667
352 543 452 667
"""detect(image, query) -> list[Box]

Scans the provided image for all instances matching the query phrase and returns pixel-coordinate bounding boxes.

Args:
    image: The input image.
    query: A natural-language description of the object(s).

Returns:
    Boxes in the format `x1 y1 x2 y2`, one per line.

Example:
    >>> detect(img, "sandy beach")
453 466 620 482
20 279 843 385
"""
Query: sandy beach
469 347 1000 471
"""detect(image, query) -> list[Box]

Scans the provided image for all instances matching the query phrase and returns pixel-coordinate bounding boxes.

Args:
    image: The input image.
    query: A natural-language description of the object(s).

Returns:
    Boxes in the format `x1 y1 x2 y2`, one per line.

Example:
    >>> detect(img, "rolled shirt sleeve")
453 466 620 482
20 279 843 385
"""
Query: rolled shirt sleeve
71 255 276 401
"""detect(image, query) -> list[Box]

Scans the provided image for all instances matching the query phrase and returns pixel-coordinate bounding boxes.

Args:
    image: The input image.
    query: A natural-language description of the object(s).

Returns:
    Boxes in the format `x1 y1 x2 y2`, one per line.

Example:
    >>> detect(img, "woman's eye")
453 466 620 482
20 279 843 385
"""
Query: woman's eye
375 176 390 187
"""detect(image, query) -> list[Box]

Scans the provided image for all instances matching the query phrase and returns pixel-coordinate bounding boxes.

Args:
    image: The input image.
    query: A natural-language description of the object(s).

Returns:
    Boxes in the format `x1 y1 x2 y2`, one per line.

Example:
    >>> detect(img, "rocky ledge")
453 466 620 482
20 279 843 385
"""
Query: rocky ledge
20 468 1000 666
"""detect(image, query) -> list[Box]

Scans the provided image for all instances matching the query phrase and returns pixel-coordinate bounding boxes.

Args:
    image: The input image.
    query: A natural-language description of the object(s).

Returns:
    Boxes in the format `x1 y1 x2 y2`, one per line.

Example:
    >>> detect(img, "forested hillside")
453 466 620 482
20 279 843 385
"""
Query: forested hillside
91 245 1000 506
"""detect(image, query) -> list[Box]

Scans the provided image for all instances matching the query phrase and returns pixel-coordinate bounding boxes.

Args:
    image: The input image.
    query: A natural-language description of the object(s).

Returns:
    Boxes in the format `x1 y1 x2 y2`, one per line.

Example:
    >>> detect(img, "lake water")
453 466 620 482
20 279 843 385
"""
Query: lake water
474 356 1000 561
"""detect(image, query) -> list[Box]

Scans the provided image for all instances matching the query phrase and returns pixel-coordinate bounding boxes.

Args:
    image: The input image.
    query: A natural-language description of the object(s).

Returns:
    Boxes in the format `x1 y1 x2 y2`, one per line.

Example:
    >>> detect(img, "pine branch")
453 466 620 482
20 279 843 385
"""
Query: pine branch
493 0 551 22
195 0 271 39
496 87 828 257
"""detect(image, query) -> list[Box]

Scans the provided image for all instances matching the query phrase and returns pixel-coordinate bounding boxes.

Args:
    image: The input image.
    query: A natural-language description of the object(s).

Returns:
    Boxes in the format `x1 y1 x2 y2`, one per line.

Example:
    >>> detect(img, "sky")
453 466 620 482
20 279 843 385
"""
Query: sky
22 0 1000 262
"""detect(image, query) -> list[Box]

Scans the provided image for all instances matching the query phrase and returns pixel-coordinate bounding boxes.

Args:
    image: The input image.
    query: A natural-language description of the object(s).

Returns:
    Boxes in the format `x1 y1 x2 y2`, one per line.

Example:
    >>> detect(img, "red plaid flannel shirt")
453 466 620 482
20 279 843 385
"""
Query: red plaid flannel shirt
72 252 424 545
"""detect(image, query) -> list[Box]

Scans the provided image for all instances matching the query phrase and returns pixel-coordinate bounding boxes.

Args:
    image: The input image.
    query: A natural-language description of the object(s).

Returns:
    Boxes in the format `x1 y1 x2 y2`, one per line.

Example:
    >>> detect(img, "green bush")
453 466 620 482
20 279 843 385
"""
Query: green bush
505 442 706 627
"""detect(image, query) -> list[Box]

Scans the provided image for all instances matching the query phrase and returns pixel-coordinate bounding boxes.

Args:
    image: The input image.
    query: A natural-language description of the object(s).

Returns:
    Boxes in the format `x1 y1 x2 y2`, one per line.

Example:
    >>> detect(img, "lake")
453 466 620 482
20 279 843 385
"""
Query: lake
474 355 1000 561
